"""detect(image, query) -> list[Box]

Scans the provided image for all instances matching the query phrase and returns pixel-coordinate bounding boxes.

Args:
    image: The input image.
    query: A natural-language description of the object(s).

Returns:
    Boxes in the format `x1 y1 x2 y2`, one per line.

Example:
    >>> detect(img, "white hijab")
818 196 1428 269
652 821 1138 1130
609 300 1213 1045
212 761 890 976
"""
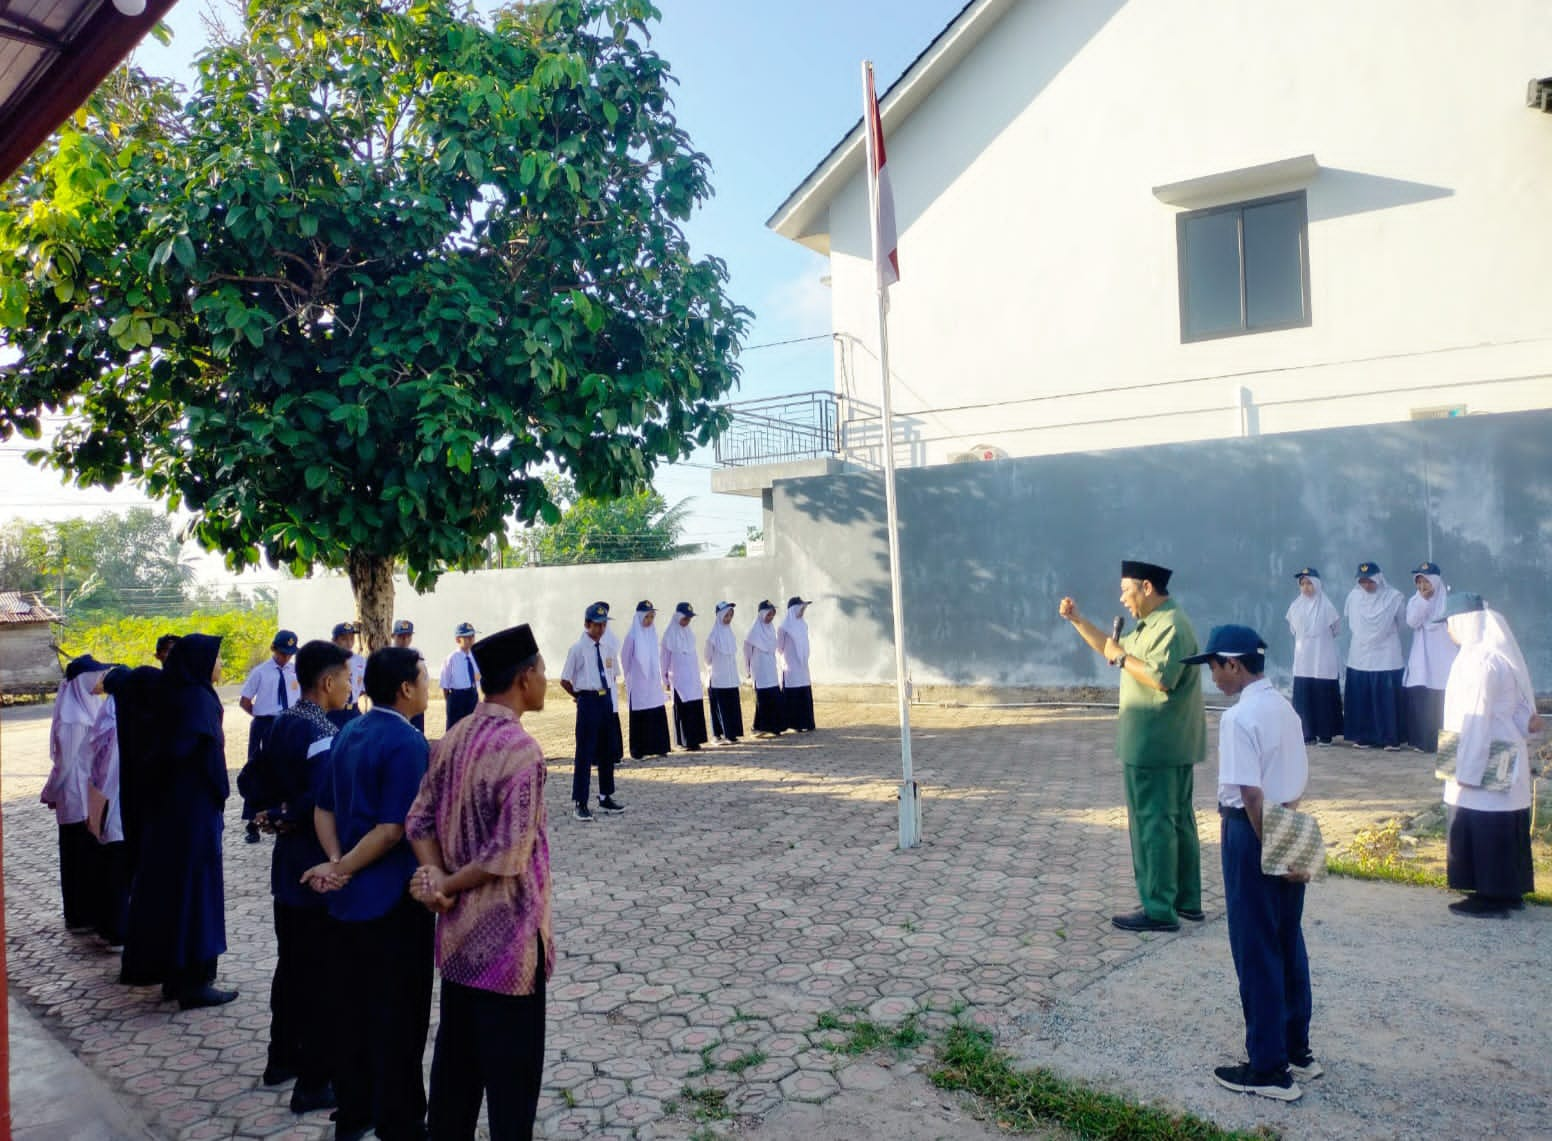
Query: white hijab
1286 575 1338 640
621 610 659 677
744 609 777 654
1443 606 1535 788
1446 606 1534 711
780 603 810 660
661 613 696 657
1348 571 1403 628
1412 574 1448 625
707 606 738 656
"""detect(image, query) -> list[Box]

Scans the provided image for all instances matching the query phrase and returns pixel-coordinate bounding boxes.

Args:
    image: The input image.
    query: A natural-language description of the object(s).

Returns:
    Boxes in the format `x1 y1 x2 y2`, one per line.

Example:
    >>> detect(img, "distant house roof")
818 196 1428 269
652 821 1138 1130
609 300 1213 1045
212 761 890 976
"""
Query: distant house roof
0 0 182 185
0 591 60 624
765 0 1017 254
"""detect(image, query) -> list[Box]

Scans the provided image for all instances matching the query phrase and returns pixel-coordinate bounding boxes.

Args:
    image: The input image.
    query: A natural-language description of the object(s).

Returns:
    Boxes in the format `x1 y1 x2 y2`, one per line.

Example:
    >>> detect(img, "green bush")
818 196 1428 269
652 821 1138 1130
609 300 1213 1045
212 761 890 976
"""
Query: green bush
62 606 279 682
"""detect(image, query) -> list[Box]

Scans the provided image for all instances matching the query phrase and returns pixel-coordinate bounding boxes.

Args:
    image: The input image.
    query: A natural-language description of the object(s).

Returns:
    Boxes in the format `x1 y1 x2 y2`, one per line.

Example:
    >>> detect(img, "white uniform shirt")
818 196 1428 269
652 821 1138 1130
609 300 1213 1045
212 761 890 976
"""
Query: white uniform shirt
348 652 366 704
743 620 780 689
660 621 704 701
777 606 812 688
561 630 621 712
621 617 667 712
240 658 300 716
1404 590 1458 691
1443 650 1534 813
1216 678 1310 810
439 648 480 692
704 620 741 689
1344 584 1405 671
1286 582 1342 680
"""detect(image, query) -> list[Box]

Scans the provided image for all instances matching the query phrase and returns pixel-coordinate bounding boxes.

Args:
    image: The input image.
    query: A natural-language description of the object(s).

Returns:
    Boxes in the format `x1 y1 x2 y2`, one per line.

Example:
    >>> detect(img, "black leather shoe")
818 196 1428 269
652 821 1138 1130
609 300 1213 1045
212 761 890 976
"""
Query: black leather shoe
178 984 239 1010
290 1082 337 1114
1178 908 1206 922
1111 909 1179 933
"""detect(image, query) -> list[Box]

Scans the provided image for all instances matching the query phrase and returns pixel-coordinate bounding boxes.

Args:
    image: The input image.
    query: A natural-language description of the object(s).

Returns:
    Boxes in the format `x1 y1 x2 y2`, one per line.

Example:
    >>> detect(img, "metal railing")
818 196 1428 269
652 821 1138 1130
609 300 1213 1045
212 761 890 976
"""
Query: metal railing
713 391 840 467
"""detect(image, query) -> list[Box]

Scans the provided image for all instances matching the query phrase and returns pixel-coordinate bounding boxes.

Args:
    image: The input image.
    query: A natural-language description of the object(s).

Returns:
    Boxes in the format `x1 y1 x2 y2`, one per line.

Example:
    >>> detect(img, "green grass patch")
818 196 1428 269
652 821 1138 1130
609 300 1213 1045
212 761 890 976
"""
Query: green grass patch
929 1023 1271 1140
678 1085 730 1122
724 1048 768 1075
1327 813 1552 905
816 1010 927 1058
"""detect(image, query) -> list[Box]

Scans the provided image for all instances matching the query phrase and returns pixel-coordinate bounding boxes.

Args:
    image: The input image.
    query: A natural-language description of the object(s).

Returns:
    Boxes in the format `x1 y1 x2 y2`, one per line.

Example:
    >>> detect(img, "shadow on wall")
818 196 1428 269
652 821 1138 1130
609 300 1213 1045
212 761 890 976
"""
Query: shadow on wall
776 409 1552 690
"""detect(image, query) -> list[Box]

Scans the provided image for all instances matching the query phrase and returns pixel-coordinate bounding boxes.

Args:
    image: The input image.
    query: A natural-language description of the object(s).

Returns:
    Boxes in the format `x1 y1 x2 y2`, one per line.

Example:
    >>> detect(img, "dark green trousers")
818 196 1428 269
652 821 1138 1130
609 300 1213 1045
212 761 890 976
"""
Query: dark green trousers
1122 764 1202 923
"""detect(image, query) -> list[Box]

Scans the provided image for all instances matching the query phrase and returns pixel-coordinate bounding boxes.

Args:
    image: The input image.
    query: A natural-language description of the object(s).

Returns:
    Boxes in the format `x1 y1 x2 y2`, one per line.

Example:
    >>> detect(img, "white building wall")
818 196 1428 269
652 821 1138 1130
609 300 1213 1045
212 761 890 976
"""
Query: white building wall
824 0 1552 467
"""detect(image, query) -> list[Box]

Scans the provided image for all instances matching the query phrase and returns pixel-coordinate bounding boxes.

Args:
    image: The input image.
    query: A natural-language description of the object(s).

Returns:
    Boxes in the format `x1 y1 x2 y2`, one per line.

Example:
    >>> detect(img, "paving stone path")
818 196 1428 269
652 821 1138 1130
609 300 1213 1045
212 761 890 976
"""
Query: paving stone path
1 695 1439 1138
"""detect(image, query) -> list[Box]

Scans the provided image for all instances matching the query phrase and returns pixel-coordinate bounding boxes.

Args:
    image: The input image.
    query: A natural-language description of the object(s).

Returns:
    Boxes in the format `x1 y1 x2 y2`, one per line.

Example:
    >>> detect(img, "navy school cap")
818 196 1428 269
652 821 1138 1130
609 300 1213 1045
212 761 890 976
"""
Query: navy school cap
331 621 357 639
1181 624 1267 665
1293 566 1320 580
271 629 299 653
787 595 811 608
1411 561 1442 578
1445 591 1483 618
636 599 656 613
675 602 696 618
1355 561 1381 579
584 602 612 624
454 621 477 638
392 619 414 636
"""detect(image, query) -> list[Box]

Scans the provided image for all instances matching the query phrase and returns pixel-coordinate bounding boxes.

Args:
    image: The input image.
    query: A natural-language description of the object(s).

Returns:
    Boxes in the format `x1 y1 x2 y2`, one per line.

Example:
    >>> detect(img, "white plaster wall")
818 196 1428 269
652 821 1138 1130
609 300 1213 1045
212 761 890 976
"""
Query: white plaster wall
825 0 1552 466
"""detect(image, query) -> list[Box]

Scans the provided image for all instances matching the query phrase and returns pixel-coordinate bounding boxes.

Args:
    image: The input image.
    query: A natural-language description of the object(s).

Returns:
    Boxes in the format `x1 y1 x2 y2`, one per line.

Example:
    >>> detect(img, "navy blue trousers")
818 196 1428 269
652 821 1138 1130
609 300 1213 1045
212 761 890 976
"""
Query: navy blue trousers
1221 809 1312 1073
445 687 478 731
572 692 620 804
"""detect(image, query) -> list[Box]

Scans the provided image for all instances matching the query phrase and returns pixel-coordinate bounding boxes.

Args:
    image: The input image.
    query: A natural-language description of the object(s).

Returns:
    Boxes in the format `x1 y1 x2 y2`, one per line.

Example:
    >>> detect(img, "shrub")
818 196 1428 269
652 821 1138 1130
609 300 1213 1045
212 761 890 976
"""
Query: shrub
62 606 279 681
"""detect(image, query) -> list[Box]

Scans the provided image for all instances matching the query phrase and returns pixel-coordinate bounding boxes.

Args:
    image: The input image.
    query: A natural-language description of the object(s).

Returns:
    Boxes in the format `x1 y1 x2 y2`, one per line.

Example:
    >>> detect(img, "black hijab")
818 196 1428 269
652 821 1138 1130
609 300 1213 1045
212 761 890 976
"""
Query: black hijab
162 633 225 743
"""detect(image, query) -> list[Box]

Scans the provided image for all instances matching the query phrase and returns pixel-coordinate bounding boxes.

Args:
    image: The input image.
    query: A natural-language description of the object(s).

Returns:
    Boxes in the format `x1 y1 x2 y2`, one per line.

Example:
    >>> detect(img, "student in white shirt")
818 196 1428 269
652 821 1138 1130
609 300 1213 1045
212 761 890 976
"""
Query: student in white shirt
1183 624 1317 1104
238 629 300 842
439 621 481 731
777 596 816 733
743 600 784 737
660 602 708 751
328 621 366 730
1285 567 1342 746
1342 561 1405 749
558 603 625 821
1401 561 1456 753
703 602 743 742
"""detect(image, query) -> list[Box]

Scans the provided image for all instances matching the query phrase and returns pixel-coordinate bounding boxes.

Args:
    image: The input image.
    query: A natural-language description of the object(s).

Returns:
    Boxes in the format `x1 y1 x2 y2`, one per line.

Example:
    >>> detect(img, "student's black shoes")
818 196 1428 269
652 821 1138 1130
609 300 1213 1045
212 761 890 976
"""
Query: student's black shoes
573 802 595 822
178 984 239 1010
1213 1062 1302 1101
597 796 626 814
1289 1052 1324 1081
1177 908 1206 922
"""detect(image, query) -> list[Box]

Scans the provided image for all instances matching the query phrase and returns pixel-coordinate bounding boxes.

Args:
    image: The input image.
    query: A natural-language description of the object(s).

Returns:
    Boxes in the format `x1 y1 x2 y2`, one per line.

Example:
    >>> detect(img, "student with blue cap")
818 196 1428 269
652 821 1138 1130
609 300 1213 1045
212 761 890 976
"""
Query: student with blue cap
391 621 424 732
328 622 366 730
440 621 481 731
1183 625 1317 1103
703 602 744 742
621 601 671 759
559 603 625 821
238 629 301 843
1401 561 1456 753
1342 562 1406 749
661 602 709 751
744 601 785 737
778 597 817 732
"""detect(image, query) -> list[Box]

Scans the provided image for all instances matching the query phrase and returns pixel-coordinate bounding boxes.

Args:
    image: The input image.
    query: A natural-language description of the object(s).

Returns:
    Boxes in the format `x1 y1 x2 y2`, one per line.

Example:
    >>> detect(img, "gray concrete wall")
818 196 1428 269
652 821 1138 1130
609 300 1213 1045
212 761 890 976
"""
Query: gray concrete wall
277 556 801 678
279 409 1552 693
769 407 1552 692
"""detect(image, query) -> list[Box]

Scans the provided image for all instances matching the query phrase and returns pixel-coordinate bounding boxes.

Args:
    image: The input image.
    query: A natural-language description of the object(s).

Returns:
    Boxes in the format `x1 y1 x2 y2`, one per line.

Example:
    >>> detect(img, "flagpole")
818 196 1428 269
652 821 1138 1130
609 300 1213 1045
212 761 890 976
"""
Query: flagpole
862 59 920 849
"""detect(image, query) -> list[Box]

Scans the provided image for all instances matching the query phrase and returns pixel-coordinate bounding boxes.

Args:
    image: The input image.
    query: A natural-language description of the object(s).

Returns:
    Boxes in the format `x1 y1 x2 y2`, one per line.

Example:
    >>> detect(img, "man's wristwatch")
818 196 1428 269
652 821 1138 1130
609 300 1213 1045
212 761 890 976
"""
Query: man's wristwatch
1112 653 1127 669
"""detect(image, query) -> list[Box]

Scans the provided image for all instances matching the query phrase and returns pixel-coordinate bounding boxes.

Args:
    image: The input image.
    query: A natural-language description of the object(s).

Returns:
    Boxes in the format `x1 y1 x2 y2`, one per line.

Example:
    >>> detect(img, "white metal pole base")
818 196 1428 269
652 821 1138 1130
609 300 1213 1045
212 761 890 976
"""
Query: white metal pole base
898 781 921 849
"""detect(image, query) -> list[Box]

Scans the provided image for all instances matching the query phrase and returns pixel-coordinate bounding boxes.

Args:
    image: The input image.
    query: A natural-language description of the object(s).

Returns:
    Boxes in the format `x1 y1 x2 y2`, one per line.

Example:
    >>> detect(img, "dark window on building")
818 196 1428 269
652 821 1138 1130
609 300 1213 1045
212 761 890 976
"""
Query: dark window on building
1177 192 1310 341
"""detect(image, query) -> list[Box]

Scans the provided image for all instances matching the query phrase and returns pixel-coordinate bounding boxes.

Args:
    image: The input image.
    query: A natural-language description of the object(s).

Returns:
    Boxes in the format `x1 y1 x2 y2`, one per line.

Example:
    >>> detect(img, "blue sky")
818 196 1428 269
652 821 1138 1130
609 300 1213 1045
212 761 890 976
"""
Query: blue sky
5 0 966 563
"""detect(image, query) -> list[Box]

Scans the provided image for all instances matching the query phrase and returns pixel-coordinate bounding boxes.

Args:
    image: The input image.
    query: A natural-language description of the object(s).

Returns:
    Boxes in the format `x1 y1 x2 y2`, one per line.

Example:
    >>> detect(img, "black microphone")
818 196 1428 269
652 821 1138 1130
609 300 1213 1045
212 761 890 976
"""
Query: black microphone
1111 616 1124 643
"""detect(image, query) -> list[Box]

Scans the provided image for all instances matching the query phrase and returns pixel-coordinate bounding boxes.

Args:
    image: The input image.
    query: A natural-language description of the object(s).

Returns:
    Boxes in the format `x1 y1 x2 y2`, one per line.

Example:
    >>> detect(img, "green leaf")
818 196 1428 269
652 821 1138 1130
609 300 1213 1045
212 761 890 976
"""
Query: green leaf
172 235 196 269
304 465 329 490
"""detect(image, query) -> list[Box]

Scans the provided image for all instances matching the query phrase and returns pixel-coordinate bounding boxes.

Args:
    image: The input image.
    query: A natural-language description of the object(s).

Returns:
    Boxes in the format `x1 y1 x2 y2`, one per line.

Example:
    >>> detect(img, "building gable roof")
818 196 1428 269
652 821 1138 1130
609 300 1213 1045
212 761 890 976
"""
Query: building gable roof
0 591 61 624
765 0 1017 253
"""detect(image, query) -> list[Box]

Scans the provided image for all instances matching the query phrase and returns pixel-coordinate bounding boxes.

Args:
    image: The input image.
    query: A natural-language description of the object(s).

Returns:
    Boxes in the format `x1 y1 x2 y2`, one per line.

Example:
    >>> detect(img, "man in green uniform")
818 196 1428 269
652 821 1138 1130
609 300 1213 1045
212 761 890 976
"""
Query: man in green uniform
1060 559 1205 932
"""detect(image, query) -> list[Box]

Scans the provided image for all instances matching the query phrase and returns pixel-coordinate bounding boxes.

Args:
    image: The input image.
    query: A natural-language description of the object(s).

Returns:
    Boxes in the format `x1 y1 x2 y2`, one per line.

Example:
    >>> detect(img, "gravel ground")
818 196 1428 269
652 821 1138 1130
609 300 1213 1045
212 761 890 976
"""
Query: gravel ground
1012 876 1552 1139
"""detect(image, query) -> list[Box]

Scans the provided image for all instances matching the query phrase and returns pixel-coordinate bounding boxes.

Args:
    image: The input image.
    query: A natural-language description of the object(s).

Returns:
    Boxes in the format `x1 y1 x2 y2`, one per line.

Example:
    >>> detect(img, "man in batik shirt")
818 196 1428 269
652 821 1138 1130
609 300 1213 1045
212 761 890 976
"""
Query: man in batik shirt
407 622 552 1141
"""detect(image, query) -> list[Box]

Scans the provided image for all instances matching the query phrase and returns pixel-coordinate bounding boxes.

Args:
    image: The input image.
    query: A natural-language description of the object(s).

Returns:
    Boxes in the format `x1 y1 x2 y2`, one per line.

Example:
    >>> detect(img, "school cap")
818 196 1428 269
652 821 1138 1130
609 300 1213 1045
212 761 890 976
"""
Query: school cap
757 599 776 613
1293 566 1320 580
787 595 811 608
714 601 735 613
584 602 612 624
454 621 477 638
392 619 414 636
675 602 696 618
1411 561 1442 578
1181 625 1267 665
331 621 357 638
636 600 656 613
1445 592 1483 617
271 630 299 654
64 654 110 681
1121 560 1172 590
472 623 539 676
1355 561 1381 579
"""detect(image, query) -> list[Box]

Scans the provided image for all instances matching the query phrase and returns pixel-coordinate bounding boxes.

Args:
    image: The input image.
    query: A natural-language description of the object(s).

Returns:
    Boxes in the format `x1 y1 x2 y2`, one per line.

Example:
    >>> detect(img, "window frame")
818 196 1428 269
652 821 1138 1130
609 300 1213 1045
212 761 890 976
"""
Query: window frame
1176 190 1312 343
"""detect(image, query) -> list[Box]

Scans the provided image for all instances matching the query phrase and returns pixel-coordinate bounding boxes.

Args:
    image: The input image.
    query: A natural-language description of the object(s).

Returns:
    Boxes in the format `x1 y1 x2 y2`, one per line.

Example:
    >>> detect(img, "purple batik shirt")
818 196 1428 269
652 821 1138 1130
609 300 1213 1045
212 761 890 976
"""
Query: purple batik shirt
406 702 553 995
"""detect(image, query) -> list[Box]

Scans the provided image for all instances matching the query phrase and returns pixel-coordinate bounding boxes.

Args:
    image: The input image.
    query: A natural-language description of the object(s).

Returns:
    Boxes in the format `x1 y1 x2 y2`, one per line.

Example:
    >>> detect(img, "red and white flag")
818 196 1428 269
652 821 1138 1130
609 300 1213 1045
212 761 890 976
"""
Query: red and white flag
862 62 900 289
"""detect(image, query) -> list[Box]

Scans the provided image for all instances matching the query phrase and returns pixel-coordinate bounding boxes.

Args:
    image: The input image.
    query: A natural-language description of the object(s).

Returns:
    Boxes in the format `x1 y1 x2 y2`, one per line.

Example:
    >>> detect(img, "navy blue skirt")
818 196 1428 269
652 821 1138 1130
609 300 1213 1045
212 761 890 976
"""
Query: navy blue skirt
1291 677 1343 744
1343 668 1402 747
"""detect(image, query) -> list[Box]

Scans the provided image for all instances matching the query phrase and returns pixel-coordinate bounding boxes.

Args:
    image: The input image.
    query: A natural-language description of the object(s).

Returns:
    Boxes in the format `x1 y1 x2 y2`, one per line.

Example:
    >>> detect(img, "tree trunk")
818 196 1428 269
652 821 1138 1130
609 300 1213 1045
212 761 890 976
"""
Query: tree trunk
347 550 395 653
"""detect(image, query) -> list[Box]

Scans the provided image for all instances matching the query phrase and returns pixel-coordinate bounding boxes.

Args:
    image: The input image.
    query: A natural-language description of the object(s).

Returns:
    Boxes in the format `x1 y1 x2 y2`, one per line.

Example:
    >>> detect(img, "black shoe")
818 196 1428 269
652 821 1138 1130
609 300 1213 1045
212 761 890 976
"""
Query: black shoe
262 1062 297 1087
573 802 595 822
597 796 626 814
1111 910 1179 933
1213 1062 1301 1101
178 984 239 1010
290 1082 337 1114
1177 908 1206 922
1289 1052 1324 1081
1449 894 1510 918
245 824 262 844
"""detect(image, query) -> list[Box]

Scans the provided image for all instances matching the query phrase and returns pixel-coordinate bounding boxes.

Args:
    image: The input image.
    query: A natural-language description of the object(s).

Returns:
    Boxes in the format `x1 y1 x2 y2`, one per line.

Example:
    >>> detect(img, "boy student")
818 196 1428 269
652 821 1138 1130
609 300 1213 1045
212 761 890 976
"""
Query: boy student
392 620 425 732
306 647 434 1141
238 629 301 842
408 623 554 1139
440 622 481 731
1183 625 1318 1103
252 639 352 1116
328 622 366 729
559 603 626 822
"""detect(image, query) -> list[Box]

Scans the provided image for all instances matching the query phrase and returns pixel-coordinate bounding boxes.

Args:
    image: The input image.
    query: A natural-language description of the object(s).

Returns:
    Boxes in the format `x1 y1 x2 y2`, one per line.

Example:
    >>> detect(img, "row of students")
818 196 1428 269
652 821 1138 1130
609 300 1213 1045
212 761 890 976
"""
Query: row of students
1286 560 1459 751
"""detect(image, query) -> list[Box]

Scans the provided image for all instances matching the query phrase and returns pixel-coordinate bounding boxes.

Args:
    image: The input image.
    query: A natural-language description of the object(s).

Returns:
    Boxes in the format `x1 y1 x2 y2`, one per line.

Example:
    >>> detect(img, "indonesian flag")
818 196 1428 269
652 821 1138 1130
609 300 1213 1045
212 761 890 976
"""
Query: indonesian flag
862 62 900 289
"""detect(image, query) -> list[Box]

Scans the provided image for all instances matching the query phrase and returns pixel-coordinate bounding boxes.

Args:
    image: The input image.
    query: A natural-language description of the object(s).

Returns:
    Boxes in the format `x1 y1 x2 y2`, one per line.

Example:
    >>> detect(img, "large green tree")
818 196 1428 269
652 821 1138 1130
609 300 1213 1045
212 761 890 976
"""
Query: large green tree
0 509 190 618
503 472 700 565
0 0 748 647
